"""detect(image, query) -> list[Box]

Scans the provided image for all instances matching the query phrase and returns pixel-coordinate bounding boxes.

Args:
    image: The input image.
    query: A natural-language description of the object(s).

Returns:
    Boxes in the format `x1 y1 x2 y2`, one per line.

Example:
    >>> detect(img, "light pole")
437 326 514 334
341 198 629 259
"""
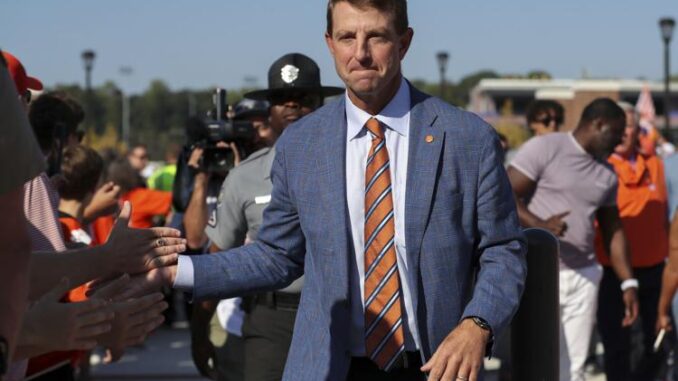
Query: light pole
659 17 675 131
81 50 96 133
119 66 133 147
81 50 96 92
436 51 450 100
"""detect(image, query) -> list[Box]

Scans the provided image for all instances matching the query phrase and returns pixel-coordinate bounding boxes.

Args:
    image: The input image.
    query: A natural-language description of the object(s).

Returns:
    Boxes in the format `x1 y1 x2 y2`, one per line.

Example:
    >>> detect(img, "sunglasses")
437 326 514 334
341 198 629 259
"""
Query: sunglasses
535 116 562 126
269 92 321 109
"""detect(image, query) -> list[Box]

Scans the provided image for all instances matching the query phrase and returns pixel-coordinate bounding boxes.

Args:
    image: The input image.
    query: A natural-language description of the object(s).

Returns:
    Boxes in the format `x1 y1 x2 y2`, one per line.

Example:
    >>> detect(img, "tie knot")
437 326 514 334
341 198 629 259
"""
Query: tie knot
365 118 384 139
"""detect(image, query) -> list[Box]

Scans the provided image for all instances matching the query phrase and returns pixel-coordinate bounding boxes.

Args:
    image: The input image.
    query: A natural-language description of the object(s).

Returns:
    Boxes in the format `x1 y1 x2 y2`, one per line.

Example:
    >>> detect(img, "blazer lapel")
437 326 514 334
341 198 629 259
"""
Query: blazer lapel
405 86 444 268
316 99 352 283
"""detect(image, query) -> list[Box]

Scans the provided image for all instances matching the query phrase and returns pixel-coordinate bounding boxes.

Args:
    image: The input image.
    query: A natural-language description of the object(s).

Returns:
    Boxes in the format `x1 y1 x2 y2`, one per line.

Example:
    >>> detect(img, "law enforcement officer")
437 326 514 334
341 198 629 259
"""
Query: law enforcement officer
191 53 343 381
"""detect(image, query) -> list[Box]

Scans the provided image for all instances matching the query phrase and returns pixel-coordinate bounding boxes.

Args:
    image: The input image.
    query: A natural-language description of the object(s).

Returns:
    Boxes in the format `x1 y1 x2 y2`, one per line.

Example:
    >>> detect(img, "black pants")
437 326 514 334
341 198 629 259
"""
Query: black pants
346 355 426 381
27 364 75 381
215 332 245 381
597 264 671 381
242 303 297 381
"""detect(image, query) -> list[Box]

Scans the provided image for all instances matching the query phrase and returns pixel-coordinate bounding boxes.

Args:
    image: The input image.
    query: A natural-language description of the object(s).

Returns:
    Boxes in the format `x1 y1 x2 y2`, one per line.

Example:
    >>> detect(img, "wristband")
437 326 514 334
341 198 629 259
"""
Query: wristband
621 278 639 291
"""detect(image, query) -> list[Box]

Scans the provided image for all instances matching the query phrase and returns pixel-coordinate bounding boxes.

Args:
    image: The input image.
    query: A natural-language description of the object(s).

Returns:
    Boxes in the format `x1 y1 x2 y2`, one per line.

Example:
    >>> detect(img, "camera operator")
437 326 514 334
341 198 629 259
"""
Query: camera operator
192 53 343 381
183 98 268 380
177 96 268 253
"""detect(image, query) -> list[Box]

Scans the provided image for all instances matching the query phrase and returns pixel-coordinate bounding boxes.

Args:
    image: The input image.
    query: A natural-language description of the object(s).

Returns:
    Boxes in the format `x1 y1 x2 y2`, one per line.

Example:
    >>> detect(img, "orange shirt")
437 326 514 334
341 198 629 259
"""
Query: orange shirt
92 214 115 244
639 126 658 157
595 153 669 268
121 188 172 228
58 213 98 301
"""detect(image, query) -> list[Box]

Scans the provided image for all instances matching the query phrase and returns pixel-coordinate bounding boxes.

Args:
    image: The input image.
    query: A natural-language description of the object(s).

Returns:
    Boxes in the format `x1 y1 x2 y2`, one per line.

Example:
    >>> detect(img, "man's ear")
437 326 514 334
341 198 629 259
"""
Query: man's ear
325 32 336 57
592 117 606 132
399 28 414 59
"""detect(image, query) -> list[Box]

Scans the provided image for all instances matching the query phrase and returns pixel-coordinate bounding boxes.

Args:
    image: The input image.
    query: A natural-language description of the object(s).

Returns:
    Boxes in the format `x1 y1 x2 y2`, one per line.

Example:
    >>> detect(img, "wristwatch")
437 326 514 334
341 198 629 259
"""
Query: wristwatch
467 316 495 358
0 336 7 377
470 316 492 332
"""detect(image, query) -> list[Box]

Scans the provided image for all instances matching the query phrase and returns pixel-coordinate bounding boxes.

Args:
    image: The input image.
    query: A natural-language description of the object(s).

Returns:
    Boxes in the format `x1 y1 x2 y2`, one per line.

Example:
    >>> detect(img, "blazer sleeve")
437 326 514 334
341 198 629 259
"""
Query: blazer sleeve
191 142 306 301
461 132 528 337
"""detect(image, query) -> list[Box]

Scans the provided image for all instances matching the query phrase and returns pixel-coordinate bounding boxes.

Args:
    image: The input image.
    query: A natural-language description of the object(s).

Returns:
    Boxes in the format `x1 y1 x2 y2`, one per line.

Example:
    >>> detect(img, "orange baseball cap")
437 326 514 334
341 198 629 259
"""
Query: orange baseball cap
2 51 43 95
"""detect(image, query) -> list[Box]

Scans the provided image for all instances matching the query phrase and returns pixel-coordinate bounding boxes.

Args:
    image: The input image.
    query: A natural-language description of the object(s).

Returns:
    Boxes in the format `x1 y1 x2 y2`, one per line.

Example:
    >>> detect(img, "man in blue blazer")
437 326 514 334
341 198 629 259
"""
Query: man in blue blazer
152 1 527 380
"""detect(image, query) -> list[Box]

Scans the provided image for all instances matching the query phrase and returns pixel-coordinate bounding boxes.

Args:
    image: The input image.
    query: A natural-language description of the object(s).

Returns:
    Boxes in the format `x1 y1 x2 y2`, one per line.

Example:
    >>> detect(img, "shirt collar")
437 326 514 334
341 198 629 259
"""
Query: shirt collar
263 146 275 180
345 77 410 141
568 131 588 155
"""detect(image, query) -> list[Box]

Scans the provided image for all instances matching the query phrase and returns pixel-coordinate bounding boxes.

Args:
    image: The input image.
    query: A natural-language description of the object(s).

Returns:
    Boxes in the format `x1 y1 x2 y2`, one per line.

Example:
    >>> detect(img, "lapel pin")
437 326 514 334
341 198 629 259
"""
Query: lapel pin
425 135 434 143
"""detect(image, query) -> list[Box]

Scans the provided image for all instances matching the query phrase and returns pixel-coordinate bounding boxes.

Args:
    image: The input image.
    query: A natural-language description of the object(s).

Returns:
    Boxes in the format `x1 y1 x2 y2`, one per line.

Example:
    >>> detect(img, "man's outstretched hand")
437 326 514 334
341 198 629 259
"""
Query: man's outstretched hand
104 201 186 275
119 266 178 300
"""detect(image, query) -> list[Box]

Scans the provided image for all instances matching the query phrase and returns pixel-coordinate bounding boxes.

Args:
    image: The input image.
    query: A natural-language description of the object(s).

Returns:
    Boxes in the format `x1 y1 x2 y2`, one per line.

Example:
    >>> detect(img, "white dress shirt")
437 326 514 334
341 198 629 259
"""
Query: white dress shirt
345 78 420 355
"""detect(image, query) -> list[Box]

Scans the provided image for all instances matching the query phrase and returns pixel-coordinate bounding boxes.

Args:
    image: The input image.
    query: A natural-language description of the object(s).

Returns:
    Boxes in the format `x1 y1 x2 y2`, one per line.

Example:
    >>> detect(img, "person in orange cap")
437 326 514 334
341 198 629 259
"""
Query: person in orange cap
2 51 43 110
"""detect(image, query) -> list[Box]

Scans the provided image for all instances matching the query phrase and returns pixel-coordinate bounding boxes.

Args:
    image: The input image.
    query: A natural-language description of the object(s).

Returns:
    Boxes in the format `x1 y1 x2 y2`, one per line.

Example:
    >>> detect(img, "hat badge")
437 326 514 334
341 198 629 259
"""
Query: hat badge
280 64 300 84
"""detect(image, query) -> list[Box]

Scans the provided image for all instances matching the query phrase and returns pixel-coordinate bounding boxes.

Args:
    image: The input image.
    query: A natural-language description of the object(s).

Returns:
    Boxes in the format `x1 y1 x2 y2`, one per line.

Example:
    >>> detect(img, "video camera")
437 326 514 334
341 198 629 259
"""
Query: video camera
193 88 256 174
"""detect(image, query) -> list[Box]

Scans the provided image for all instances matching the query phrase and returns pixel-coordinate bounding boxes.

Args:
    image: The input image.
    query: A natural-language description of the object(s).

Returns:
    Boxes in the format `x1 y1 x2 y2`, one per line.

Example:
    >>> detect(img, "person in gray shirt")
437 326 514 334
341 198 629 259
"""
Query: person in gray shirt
508 98 638 381
192 53 342 381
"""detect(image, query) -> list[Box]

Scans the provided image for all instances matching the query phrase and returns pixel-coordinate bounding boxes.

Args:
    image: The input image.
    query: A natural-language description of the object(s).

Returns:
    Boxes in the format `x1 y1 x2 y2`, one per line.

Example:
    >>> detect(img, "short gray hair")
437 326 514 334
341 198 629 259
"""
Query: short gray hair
616 101 639 124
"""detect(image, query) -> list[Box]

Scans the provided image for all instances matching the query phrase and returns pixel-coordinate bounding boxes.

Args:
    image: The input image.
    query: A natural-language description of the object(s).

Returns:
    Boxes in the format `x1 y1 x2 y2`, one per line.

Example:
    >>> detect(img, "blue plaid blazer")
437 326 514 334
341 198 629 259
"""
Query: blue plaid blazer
191 83 527 381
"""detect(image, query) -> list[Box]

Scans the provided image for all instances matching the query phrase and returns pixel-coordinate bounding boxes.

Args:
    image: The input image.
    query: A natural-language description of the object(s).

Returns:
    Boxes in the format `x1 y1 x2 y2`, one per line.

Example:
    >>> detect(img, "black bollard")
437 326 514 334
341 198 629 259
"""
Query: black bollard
510 228 559 381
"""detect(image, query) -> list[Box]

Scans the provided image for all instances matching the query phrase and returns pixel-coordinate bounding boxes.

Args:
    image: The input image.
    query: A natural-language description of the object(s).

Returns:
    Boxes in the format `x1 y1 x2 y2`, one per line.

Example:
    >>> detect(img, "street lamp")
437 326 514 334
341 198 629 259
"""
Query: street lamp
119 66 133 147
81 50 96 92
659 17 675 131
436 51 450 100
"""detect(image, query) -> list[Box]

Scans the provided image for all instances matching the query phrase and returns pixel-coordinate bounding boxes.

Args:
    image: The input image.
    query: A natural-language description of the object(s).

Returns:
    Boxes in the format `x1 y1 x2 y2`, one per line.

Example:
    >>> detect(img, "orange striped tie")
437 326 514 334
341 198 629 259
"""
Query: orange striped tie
363 118 405 370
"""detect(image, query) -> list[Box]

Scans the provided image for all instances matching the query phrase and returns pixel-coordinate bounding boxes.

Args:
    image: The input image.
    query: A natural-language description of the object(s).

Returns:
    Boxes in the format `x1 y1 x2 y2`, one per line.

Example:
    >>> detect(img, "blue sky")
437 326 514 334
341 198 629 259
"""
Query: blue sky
2 0 676 94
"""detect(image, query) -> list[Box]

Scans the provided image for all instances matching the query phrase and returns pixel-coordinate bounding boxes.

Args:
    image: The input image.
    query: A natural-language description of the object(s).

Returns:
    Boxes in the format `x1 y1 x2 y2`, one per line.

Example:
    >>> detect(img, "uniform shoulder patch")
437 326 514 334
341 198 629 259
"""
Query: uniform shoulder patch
207 208 218 228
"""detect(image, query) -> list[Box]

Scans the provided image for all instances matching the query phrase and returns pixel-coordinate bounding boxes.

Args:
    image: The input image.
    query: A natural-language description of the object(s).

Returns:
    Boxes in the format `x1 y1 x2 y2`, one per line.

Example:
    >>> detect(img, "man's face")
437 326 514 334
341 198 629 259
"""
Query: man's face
268 91 320 137
614 109 639 156
529 109 561 136
249 115 275 148
128 147 148 171
325 2 413 104
594 117 626 158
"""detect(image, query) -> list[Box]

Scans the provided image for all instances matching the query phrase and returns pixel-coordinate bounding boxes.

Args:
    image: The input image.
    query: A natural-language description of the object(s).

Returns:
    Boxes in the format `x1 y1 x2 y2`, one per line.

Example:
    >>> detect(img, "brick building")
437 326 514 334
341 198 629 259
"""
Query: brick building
469 79 678 137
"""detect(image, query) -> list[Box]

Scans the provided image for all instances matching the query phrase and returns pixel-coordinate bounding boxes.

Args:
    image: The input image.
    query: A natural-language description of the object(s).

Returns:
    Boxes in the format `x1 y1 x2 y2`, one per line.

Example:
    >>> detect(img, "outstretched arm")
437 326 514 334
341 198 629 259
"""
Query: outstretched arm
187 144 305 300
127 143 305 300
29 202 185 299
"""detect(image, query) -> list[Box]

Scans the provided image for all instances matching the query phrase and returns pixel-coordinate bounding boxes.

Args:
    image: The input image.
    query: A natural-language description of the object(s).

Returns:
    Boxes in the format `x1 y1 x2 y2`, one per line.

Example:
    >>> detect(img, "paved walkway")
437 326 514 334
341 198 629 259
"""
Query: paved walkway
90 327 201 380
90 327 607 381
